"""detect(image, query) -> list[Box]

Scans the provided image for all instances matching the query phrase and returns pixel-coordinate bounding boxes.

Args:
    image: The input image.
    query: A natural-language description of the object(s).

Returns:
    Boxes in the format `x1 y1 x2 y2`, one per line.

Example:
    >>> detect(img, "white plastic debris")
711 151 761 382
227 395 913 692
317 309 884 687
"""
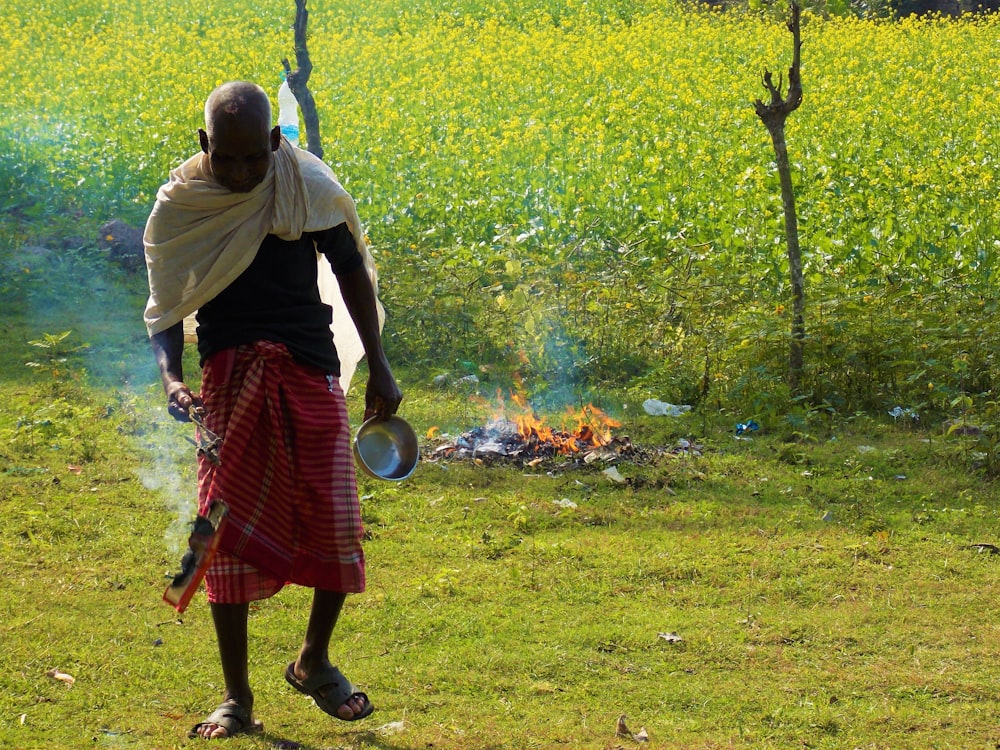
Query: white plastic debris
642 399 692 417
376 720 406 736
889 406 919 422
603 466 626 484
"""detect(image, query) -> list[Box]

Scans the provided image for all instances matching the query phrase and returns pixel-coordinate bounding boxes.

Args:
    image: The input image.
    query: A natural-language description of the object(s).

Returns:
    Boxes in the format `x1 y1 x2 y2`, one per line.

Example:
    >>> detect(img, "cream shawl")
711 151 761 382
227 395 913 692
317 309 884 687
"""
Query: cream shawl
143 138 383 393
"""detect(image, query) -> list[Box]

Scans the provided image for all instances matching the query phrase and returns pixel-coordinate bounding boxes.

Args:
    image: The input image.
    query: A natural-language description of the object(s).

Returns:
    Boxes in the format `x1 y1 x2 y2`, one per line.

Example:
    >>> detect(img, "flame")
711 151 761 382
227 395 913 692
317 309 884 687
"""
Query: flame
499 390 621 455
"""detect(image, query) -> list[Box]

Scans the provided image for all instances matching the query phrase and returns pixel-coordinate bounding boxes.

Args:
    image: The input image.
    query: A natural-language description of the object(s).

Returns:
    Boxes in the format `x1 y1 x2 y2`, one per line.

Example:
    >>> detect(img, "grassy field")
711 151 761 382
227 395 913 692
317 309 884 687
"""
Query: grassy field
1 243 999 749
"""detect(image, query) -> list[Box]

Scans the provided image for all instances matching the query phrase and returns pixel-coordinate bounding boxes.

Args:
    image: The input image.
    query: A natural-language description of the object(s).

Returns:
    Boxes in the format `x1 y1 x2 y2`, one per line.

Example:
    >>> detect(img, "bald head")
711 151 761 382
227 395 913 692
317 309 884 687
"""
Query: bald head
199 81 281 193
203 81 271 141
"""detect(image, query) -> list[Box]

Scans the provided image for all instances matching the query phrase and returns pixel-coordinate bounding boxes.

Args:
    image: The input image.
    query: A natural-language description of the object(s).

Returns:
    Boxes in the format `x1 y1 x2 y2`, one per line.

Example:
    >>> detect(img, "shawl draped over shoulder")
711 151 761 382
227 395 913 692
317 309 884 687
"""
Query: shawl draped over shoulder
143 138 382 392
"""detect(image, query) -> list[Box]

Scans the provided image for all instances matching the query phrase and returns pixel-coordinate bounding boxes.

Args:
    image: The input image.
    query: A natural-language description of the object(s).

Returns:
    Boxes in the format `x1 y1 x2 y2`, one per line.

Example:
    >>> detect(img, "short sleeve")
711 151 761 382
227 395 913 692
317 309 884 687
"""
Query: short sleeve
315 223 364 276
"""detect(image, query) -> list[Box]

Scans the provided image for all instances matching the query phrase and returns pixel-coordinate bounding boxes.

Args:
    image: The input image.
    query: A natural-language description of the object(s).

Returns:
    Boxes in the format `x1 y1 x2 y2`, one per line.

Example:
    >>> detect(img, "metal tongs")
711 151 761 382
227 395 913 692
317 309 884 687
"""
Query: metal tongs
188 405 223 465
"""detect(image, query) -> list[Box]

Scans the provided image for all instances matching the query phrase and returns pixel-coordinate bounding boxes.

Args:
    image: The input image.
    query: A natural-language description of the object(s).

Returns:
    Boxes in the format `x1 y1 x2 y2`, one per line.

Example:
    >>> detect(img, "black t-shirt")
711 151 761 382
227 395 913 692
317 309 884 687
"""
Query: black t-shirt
196 222 364 374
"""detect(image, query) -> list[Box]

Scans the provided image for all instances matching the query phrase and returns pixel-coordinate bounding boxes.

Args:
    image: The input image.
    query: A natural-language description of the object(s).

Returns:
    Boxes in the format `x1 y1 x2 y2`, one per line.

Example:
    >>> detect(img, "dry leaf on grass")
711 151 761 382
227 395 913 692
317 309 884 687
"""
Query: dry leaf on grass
45 669 75 685
616 714 631 737
616 714 650 742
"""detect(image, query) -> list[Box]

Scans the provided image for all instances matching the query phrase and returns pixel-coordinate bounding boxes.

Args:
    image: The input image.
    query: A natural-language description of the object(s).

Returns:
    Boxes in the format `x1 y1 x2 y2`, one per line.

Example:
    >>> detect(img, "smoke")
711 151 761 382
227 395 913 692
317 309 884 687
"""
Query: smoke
54 251 201 555
93 318 202 558
8 235 200 558
135 410 200 557
527 315 599 412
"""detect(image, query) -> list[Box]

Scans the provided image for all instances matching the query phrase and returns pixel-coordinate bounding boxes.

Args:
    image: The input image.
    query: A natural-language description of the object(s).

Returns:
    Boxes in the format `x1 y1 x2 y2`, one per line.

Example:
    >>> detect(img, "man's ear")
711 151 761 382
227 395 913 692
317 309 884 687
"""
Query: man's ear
198 128 210 154
270 125 282 152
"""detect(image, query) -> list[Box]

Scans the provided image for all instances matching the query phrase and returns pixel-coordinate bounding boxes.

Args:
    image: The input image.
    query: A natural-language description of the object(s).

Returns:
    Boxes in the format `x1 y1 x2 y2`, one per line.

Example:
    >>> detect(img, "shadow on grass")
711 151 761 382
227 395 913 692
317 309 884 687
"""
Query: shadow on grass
259 729 507 750
354 732 505 750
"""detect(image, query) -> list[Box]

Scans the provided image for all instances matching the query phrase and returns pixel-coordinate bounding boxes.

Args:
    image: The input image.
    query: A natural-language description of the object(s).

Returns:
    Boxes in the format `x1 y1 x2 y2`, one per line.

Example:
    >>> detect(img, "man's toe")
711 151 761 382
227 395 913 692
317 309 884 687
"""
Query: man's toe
337 693 370 720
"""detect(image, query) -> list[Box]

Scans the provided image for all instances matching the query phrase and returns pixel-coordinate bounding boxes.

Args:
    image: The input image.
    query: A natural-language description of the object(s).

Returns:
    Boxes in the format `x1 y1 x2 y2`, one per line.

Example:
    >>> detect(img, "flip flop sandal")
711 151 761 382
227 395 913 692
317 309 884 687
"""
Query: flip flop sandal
188 699 263 739
284 662 375 722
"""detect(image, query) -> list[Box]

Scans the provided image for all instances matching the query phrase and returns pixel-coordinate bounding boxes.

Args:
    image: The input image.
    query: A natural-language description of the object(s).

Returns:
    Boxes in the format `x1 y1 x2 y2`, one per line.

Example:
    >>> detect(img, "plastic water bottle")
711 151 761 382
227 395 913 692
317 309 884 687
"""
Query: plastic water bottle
277 75 300 147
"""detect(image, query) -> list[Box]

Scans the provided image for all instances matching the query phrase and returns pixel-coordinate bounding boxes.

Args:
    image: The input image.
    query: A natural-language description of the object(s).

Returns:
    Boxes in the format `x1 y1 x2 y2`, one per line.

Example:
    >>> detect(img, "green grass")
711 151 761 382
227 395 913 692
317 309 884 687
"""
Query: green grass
1 245 999 749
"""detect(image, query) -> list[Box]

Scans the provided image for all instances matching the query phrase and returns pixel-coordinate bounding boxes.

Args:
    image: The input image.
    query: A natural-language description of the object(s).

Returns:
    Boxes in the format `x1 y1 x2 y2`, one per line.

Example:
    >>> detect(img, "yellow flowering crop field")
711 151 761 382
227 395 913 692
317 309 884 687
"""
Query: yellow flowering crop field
3 0 999 412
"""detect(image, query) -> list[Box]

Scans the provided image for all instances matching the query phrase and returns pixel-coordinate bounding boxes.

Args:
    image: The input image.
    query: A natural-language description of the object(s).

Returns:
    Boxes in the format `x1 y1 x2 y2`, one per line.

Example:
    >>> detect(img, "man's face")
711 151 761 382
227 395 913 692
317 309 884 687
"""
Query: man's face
200 117 280 193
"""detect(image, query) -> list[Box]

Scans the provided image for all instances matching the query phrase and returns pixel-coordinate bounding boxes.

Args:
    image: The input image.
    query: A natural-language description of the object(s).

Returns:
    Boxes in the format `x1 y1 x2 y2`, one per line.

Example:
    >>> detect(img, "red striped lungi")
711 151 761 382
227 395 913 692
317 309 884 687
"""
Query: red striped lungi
196 340 365 604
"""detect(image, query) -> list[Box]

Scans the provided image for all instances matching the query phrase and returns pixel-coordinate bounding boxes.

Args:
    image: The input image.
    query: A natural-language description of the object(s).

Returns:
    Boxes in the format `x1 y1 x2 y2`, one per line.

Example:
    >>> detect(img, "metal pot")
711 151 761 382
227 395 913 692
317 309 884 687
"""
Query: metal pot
353 415 419 481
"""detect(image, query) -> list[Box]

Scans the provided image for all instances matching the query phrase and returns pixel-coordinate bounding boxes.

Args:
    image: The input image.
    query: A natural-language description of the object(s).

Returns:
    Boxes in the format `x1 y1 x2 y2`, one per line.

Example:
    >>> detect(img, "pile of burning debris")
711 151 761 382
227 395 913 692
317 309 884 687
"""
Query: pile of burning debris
425 395 700 468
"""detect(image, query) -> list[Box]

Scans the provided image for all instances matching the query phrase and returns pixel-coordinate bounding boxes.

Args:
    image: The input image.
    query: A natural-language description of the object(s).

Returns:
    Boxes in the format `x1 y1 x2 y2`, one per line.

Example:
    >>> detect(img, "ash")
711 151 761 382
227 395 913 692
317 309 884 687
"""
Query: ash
428 419 677 467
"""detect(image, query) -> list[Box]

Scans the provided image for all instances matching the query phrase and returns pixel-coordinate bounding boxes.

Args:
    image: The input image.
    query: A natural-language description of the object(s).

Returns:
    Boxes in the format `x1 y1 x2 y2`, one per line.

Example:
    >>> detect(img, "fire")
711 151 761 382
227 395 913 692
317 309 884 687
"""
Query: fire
427 388 628 464
503 391 621 455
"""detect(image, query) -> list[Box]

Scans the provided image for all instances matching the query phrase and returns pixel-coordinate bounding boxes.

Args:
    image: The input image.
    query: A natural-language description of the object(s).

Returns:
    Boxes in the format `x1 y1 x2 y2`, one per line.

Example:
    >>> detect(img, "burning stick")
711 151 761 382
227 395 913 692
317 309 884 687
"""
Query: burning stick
188 406 222 464
162 500 229 613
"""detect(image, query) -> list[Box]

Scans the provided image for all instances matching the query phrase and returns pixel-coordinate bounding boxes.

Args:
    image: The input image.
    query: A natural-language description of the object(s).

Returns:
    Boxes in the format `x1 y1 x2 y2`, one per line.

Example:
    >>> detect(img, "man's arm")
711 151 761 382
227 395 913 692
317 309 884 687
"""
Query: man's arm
336 263 403 419
150 322 200 422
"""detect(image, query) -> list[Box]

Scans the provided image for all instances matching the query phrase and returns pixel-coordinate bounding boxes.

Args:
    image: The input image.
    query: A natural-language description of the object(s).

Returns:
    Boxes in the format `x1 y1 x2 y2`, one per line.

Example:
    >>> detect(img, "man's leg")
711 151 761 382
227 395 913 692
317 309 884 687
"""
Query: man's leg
192 602 253 738
289 590 369 719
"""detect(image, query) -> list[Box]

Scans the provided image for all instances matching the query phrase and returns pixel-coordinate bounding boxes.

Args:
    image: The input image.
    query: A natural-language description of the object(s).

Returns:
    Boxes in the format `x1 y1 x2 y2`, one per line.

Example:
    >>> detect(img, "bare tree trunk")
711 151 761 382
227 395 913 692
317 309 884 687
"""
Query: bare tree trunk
753 2 804 393
769 125 805 388
282 0 323 159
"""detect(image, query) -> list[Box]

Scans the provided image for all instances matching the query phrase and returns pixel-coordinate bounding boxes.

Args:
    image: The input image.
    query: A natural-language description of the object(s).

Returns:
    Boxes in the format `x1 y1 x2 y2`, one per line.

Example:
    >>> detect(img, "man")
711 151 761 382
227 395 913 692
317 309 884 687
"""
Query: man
144 81 402 739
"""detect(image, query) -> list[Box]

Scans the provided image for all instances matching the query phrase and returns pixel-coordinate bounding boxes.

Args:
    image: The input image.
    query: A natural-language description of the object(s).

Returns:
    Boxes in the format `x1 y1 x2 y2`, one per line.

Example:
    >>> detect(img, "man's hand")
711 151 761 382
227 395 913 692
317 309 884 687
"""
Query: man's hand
364 364 403 422
165 380 203 423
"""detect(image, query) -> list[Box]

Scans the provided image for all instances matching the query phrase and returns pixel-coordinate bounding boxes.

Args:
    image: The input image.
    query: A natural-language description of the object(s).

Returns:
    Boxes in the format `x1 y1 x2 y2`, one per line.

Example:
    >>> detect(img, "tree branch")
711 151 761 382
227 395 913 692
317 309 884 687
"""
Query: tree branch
754 2 803 124
282 0 323 159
